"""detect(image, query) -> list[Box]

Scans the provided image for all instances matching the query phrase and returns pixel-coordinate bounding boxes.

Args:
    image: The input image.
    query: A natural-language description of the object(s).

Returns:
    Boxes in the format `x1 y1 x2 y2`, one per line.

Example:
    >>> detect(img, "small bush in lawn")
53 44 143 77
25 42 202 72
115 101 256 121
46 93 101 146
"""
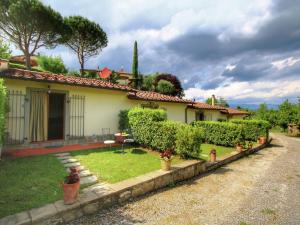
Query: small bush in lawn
230 119 270 141
175 125 204 159
192 121 244 147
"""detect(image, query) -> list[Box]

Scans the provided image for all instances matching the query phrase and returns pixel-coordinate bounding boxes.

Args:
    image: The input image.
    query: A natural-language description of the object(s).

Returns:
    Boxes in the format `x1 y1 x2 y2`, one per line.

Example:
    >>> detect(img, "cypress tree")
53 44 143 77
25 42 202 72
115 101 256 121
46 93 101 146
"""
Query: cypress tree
132 41 139 88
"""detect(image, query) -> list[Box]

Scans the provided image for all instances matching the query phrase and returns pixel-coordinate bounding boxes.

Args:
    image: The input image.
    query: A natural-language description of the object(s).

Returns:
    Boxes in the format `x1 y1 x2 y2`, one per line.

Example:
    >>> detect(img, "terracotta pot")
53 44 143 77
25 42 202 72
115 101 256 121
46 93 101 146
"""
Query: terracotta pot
259 136 266 144
63 181 80 205
210 150 216 162
236 145 243 153
161 159 171 171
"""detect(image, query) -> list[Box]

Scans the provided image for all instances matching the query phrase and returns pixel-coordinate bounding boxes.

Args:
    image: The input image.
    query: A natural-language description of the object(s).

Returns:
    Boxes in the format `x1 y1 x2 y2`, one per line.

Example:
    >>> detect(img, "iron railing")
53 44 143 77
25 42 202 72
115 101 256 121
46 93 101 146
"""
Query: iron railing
68 95 85 139
5 90 25 145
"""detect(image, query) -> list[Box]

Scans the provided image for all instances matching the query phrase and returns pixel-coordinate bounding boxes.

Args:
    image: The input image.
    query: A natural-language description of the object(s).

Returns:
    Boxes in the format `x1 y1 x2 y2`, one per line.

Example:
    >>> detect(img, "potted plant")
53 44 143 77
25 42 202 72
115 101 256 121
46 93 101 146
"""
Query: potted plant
160 149 172 171
259 136 267 144
209 149 217 162
63 167 80 205
235 141 243 153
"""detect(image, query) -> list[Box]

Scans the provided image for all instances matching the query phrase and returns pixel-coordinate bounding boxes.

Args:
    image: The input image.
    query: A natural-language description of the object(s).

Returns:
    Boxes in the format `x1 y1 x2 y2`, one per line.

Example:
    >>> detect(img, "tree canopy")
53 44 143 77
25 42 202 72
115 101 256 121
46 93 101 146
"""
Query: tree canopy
37 55 68 74
156 80 175 95
63 16 108 76
0 0 66 69
0 38 11 59
154 74 184 97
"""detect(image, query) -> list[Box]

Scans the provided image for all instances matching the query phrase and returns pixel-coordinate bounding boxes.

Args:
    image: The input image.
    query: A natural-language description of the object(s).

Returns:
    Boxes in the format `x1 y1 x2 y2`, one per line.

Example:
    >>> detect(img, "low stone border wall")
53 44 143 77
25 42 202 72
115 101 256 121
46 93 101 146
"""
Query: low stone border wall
0 141 270 225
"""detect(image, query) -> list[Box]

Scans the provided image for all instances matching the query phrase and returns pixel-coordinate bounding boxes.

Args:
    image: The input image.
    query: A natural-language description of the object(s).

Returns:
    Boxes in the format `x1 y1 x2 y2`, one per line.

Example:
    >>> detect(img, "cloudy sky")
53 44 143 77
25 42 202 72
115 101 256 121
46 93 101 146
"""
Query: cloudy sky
14 0 300 107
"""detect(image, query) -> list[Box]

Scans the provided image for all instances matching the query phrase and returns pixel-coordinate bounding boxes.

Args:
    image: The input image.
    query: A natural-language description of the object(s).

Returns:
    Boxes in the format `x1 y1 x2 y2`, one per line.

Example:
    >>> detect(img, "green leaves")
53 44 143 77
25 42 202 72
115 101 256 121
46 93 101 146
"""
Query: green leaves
63 16 108 74
37 55 68 74
0 38 11 59
231 119 270 141
0 79 8 145
192 121 244 147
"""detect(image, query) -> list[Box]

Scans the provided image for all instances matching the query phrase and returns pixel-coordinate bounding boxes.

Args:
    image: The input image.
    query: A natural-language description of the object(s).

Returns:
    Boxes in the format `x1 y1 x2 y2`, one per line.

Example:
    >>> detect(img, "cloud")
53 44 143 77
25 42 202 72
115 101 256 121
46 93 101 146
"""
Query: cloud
22 0 300 105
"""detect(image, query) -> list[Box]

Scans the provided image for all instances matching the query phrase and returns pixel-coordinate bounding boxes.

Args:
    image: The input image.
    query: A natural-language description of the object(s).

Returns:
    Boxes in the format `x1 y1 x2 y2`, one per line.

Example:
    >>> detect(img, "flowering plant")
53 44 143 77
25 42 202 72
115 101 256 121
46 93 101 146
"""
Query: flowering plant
64 167 80 184
160 149 172 160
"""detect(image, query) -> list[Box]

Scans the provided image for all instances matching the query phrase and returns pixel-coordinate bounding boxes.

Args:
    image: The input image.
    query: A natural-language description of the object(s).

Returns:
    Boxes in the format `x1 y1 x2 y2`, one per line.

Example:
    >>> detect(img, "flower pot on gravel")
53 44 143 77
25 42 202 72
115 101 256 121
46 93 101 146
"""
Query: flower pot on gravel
209 149 216 162
160 150 172 171
63 167 80 205
259 136 267 145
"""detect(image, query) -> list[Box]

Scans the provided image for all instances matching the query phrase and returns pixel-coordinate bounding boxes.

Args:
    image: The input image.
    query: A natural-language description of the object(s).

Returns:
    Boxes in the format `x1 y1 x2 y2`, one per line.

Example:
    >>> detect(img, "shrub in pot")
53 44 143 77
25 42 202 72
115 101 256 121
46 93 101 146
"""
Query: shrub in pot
259 136 267 144
63 167 80 205
160 150 172 171
210 149 217 162
235 141 243 153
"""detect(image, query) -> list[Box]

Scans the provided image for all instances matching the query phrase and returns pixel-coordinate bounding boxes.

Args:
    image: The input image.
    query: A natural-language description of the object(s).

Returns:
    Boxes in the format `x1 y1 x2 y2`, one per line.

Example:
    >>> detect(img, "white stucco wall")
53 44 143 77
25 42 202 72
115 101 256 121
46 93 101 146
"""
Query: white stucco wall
4 79 189 140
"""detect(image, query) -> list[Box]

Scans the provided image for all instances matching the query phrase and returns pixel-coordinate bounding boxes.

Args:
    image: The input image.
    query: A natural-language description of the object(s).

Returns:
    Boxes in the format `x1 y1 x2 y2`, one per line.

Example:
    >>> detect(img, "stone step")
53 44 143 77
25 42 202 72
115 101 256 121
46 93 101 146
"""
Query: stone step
61 158 78 164
79 170 92 178
54 152 70 157
63 162 81 168
80 175 98 186
66 165 85 173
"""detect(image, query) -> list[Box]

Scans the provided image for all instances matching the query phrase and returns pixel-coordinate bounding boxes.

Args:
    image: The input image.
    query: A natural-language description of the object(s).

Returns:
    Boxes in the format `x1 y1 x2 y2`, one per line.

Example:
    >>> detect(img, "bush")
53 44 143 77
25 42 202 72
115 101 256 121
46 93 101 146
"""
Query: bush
118 109 130 132
0 79 8 145
230 119 270 141
175 125 204 158
37 55 68 74
128 107 167 147
128 108 204 158
192 121 244 147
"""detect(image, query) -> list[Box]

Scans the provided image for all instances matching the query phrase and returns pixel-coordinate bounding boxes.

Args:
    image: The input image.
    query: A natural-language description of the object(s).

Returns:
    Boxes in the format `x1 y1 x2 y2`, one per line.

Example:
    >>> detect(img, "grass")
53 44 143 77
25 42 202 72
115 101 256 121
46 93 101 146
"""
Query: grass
9 62 46 72
0 155 66 218
71 146 183 184
200 144 235 160
261 208 276 215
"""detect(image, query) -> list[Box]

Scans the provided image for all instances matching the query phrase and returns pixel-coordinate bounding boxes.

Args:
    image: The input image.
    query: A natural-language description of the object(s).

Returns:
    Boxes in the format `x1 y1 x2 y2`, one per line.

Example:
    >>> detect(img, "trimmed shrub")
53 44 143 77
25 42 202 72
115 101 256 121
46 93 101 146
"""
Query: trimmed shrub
128 107 167 147
151 121 185 151
128 108 203 158
192 121 244 147
118 109 130 132
230 119 270 141
0 79 8 145
176 125 204 158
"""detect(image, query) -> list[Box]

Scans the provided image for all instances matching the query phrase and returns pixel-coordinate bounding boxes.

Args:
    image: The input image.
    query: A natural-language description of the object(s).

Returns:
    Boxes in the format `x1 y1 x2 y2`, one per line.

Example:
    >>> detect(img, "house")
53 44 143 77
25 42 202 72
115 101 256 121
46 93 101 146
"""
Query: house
0 59 248 151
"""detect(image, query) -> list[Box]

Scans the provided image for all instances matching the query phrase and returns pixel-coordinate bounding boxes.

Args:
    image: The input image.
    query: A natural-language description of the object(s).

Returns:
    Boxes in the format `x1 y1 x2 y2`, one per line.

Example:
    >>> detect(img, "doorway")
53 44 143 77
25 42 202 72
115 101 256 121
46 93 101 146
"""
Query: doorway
48 93 65 140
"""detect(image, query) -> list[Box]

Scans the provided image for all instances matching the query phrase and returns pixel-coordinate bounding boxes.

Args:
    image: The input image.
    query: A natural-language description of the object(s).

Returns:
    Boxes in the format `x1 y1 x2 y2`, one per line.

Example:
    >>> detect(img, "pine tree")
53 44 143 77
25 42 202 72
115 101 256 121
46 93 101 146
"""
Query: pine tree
132 41 139 88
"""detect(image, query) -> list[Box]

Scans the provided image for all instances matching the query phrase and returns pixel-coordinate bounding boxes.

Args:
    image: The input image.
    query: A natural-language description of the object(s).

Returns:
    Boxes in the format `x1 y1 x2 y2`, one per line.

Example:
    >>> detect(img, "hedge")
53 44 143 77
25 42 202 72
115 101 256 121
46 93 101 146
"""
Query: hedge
230 119 270 141
175 125 204 159
192 121 244 147
128 107 202 158
0 79 7 145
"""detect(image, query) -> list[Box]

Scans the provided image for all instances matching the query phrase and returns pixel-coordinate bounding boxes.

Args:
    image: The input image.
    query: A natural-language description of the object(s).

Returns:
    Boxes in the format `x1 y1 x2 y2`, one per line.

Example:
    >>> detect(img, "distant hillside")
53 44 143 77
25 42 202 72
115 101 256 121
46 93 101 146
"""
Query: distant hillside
229 103 279 110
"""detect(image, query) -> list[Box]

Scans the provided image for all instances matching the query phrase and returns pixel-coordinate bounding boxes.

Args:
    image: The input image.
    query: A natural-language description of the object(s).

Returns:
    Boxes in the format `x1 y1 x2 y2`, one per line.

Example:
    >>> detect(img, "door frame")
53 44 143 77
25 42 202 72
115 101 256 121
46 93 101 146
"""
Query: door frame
25 87 70 143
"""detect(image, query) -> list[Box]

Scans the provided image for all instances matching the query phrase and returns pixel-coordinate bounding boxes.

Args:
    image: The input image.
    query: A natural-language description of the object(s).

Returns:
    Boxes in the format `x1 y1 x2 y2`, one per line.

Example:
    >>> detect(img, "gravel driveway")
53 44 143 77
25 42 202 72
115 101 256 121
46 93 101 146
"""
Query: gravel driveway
68 134 300 225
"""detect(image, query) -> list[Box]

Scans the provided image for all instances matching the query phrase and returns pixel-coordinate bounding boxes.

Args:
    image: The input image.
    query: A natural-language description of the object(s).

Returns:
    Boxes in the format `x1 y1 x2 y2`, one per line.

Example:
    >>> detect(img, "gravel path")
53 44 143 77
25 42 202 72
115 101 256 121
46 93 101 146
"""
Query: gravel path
68 134 300 225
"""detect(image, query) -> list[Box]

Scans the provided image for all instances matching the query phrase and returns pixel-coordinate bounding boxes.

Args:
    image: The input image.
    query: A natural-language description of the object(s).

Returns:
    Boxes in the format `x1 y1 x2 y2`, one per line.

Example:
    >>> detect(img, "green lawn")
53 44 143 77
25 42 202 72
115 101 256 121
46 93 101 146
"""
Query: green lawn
0 155 66 218
200 144 236 160
71 147 183 183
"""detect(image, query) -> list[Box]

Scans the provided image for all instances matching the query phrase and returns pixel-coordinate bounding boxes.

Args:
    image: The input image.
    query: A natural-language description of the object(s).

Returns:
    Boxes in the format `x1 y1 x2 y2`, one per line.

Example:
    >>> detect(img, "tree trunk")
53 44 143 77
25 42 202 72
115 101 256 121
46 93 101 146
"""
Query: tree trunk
24 52 32 70
79 55 84 77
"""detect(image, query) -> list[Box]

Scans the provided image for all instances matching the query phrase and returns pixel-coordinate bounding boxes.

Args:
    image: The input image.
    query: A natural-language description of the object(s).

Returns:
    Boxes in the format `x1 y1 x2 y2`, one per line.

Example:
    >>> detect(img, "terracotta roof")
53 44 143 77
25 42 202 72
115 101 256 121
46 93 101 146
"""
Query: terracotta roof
220 108 249 115
189 102 225 110
0 68 133 92
189 101 249 115
128 91 193 104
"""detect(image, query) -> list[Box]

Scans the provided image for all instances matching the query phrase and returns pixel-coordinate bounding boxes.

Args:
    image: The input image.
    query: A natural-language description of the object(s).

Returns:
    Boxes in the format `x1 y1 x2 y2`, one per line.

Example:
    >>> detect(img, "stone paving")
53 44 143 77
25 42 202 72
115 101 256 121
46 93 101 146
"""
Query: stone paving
54 152 99 186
